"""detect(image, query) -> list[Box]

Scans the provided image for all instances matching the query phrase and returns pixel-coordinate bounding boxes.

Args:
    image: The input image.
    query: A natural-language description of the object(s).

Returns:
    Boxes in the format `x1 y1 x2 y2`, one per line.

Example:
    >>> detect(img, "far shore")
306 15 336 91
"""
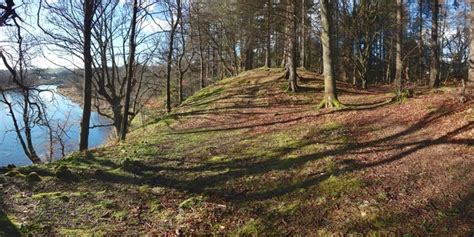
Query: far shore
0 82 58 91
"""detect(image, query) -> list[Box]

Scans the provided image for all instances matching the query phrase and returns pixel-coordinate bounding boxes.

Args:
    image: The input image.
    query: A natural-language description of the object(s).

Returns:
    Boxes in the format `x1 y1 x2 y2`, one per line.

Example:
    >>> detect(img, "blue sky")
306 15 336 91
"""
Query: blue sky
0 0 171 70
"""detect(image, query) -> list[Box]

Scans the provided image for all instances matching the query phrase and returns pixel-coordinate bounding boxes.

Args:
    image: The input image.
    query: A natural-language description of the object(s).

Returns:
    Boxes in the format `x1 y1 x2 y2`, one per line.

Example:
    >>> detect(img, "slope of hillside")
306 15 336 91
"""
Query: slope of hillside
1 68 473 235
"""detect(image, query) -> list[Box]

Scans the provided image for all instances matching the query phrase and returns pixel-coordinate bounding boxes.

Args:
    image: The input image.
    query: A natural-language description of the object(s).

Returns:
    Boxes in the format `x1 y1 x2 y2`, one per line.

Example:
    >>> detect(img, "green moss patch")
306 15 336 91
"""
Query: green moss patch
319 175 363 198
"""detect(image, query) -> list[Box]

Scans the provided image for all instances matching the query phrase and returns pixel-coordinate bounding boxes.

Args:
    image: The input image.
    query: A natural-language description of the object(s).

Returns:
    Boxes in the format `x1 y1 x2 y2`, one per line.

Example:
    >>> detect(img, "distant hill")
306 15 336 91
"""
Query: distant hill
0 68 77 88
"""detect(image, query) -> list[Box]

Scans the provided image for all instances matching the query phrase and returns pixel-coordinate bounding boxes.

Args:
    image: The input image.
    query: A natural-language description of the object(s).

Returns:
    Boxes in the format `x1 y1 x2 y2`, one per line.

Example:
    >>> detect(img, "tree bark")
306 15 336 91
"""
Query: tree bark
197 5 206 89
430 0 440 88
418 0 424 83
300 0 306 69
119 0 138 141
320 0 339 108
265 0 272 68
395 0 403 94
469 0 474 86
79 0 94 151
285 0 298 92
165 0 181 113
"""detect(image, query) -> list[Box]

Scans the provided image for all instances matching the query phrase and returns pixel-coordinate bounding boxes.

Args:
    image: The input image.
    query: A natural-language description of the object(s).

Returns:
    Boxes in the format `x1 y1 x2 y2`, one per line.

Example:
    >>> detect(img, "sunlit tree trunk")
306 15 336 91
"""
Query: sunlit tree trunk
319 0 340 108
430 0 440 88
395 0 403 94
300 0 306 69
285 0 298 92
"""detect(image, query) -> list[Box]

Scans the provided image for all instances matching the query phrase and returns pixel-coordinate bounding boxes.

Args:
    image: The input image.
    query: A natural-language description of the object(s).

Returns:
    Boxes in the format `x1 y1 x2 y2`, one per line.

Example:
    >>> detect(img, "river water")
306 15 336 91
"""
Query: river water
0 85 112 167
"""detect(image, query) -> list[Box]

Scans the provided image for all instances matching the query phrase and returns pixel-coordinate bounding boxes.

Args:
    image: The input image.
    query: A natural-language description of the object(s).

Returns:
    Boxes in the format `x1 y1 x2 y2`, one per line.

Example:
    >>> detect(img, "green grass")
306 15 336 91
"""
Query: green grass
319 175 363 198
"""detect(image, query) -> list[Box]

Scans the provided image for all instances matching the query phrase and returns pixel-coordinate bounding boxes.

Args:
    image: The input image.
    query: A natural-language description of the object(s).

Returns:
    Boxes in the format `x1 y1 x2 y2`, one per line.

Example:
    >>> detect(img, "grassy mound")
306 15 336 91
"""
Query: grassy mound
1 68 473 235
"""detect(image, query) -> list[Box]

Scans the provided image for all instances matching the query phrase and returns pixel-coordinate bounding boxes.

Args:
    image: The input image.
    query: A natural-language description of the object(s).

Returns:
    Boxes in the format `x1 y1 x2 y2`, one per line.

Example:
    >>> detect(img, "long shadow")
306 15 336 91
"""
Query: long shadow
453 190 474 233
182 78 280 109
0 192 21 237
236 108 472 201
171 110 336 134
0 211 20 237
347 178 474 234
343 99 392 107
188 107 465 198
296 86 322 93
171 97 398 135
28 103 469 210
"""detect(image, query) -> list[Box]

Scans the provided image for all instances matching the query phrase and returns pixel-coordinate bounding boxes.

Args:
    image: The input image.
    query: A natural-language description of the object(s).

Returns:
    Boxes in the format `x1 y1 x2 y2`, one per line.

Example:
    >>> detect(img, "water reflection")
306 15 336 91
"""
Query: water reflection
0 85 112 167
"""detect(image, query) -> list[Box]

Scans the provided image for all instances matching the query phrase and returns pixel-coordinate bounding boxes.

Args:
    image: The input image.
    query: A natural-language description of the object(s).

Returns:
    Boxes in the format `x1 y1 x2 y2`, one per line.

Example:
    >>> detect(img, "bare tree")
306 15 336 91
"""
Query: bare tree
192 1 207 88
119 0 139 141
0 12 42 163
175 4 193 104
163 0 182 113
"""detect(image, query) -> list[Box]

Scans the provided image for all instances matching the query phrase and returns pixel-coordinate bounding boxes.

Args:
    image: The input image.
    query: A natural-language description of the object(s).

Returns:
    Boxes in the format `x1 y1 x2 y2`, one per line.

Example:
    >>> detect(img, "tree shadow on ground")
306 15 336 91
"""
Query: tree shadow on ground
0 195 21 237
11 98 470 234
64 105 472 205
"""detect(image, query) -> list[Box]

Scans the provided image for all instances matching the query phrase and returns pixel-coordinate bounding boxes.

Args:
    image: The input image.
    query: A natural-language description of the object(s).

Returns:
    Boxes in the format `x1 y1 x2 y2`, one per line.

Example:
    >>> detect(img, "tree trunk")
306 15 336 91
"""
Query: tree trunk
418 0 424 83
265 0 272 68
430 0 440 88
395 0 403 94
22 93 40 162
300 0 306 69
178 72 184 103
198 19 206 89
0 91 41 164
119 0 138 141
469 0 474 86
166 0 181 113
112 101 123 137
319 0 340 108
331 0 339 81
79 0 94 151
285 0 298 92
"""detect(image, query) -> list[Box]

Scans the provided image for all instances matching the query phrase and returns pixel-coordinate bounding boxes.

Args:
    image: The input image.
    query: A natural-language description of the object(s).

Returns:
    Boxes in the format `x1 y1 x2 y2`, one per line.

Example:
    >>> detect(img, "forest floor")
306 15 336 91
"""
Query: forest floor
1 68 473 235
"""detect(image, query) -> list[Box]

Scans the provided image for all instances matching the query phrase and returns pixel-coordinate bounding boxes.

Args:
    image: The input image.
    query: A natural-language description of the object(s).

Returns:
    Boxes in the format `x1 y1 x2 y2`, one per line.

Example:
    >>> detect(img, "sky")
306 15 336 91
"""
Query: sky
0 0 170 70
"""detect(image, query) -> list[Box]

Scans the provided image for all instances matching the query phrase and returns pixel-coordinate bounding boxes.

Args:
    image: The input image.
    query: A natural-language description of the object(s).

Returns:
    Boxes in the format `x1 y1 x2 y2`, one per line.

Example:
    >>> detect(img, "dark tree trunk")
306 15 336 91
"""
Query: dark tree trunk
119 0 138 141
165 0 181 113
418 0 424 83
265 0 272 68
79 0 94 151
197 15 206 89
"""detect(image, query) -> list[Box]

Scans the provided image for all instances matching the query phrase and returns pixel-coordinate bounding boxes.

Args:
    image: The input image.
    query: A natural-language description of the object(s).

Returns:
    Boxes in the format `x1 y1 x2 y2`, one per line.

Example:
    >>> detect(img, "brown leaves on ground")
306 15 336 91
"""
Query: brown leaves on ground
1 68 473 235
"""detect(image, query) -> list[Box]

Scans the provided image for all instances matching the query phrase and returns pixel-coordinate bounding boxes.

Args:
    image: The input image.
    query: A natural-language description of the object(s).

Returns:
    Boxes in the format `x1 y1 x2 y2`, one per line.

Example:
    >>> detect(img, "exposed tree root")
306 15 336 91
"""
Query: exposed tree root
391 88 414 103
283 69 300 92
317 98 343 109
